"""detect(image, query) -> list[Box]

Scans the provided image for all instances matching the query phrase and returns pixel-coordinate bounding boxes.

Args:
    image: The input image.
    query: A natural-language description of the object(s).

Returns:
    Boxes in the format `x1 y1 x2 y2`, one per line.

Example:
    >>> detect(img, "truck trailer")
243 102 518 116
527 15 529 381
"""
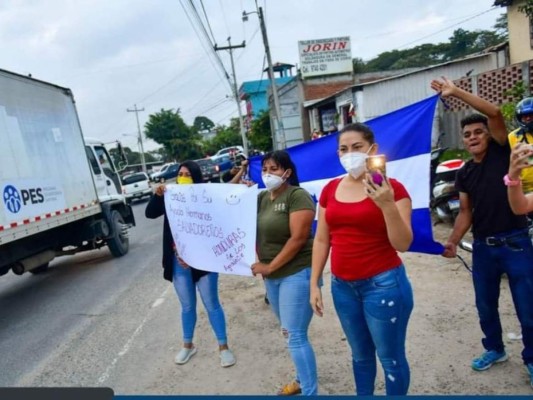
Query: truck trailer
0 68 135 276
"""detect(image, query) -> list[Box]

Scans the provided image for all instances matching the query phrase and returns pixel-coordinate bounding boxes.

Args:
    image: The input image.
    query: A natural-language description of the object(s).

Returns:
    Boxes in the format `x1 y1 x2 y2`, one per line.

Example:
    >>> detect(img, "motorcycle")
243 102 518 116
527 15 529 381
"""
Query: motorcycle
431 158 465 223
429 135 464 224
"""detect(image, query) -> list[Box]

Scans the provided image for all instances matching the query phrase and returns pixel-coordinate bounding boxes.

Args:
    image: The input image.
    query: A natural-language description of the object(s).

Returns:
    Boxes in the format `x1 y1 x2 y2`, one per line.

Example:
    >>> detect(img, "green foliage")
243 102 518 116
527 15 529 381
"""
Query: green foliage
192 115 215 132
501 81 527 131
493 13 508 40
249 110 273 152
144 108 202 162
352 57 367 74
201 117 243 156
518 0 533 19
361 23 507 72
440 148 471 162
109 147 156 167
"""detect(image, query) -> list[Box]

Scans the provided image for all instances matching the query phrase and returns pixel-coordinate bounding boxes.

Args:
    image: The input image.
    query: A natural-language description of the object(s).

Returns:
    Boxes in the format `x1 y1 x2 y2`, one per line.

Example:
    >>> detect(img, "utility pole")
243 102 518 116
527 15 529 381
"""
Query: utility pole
243 6 286 150
127 104 147 173
214 38 249 156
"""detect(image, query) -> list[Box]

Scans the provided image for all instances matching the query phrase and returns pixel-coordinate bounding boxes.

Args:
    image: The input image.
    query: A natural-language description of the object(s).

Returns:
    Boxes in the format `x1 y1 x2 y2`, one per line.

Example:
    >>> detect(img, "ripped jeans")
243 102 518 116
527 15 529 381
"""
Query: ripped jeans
331 265 413 396
264 267 318 395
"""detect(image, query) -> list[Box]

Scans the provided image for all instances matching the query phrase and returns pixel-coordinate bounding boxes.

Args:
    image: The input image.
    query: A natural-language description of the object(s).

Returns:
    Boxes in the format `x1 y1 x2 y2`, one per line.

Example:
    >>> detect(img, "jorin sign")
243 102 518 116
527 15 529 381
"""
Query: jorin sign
298 36 352 78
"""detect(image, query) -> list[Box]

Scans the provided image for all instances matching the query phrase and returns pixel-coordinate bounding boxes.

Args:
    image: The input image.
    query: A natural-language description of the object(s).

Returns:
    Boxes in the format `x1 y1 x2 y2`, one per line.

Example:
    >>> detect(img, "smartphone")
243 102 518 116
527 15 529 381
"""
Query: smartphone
366 155 386 185
234 153 246 167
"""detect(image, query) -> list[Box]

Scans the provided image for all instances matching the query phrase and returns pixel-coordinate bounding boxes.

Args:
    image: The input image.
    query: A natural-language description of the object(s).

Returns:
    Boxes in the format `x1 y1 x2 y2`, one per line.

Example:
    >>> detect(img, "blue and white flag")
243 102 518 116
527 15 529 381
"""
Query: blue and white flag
249 95 444 255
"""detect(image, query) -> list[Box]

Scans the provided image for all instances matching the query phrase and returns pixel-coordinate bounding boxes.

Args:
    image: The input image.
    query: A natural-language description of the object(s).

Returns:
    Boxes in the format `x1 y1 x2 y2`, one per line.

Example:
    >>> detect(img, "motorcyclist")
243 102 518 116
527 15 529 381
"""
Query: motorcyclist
508 97 533 193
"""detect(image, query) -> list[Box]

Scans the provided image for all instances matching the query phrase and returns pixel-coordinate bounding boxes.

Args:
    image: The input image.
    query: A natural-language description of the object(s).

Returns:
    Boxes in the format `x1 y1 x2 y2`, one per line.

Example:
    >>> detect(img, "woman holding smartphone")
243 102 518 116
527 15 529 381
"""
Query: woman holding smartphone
310 123 414 395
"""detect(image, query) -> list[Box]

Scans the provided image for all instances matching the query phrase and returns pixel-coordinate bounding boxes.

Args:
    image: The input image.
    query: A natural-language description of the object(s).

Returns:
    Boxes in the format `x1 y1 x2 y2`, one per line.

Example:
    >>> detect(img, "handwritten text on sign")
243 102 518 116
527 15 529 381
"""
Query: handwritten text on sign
164 183 257 276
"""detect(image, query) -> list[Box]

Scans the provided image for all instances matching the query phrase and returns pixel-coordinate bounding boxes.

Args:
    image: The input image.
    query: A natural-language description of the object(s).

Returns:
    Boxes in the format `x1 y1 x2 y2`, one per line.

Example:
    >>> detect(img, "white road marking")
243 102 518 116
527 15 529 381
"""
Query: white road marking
96 286 171 384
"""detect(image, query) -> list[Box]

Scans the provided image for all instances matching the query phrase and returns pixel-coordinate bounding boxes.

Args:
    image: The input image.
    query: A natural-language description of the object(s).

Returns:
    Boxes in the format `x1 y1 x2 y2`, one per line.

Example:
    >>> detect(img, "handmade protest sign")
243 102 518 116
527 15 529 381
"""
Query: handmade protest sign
164 183 257 276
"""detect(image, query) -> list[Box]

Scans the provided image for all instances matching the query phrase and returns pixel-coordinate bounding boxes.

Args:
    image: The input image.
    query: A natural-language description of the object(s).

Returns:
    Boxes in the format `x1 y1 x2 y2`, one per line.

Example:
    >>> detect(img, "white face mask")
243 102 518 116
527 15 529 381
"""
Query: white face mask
262 172 286 191
339 145 374 178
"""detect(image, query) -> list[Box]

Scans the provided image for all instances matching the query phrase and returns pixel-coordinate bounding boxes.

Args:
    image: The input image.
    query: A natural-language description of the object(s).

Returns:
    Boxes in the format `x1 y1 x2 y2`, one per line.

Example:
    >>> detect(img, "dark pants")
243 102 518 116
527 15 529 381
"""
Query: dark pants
473 229 533 364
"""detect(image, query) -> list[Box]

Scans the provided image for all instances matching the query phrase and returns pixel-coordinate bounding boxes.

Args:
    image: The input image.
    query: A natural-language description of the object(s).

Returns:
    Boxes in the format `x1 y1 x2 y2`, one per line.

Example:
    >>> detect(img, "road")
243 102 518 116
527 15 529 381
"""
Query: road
0 200 166 388
0 203 531 395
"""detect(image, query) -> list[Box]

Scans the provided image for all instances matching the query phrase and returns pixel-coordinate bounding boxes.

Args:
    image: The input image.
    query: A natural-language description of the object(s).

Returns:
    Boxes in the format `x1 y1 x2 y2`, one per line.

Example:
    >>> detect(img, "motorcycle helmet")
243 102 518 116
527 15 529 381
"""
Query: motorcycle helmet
515 97 533 132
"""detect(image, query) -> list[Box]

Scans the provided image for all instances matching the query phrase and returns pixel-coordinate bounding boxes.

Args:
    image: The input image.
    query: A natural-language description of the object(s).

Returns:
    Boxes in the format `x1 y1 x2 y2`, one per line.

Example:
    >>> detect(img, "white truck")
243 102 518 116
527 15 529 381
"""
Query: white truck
0 68 135 276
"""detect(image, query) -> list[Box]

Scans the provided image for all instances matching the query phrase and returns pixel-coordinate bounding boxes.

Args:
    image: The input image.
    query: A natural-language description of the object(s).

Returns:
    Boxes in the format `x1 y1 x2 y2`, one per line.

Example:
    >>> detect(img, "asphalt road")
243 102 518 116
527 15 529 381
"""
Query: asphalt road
0 199 166 388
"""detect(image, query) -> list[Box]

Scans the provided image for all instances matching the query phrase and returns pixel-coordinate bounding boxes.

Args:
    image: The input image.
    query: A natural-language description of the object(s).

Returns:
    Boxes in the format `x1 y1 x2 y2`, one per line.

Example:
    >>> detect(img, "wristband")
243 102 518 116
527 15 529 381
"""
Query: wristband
503 174 521 187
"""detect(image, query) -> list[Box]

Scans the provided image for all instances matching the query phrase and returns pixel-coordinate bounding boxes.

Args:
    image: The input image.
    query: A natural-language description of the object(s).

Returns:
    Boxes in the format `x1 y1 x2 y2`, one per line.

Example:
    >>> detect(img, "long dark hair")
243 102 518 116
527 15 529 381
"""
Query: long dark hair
261 150 300 186
179 160 203 184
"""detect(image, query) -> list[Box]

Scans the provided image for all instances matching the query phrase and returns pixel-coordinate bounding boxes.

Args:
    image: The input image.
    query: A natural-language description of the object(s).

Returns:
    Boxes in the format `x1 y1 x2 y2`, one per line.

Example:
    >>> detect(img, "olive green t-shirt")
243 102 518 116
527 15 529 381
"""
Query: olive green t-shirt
257 186 315 279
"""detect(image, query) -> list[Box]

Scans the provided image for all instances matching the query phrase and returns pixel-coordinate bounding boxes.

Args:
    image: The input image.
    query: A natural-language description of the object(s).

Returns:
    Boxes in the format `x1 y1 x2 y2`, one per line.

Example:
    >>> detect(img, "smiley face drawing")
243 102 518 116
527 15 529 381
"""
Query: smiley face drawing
225 194 240 205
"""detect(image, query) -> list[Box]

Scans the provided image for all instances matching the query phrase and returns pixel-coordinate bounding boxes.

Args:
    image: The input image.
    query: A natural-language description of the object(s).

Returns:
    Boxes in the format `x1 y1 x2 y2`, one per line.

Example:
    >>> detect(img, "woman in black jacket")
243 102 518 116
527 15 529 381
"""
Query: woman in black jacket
145 160 236 367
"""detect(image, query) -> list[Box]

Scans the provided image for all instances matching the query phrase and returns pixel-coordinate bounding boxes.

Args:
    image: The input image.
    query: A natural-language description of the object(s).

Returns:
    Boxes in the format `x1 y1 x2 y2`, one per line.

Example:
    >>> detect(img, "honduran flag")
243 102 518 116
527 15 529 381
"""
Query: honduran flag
248 95 444 255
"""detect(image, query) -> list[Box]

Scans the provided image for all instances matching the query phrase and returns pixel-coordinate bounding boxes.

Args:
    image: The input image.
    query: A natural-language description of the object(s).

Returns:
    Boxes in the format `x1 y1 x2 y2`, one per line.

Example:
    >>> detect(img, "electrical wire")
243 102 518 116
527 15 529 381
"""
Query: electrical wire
199 0 217 44
397 7 498 49
180 0 229 86
183 0 233 93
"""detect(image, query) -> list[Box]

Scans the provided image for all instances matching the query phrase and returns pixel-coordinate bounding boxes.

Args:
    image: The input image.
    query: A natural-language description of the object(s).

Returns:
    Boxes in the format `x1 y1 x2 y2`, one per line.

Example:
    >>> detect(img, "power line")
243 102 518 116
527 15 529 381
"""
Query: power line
215 109 238 125
179 0 230 88
397 7 498 49
199 0 217 44
214 38 248 155
181 0 233 94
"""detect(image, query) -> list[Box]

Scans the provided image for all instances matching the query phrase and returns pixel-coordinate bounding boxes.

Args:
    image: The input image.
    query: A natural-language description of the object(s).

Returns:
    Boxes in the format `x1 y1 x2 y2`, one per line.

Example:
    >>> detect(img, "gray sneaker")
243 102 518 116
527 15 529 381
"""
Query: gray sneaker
220 349 236 367
174 347 197 365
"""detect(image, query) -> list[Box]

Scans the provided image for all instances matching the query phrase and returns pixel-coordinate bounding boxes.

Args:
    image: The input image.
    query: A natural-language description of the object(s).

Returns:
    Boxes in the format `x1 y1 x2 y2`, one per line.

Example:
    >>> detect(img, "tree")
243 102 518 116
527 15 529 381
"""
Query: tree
518 0 533 19
109 147 156 167
352 57 367 74
192 116 215 132
248 110 273 152
144 108 202 161
202 118 243 156
493 13 508 40
358 16 507 72
501 81 527 131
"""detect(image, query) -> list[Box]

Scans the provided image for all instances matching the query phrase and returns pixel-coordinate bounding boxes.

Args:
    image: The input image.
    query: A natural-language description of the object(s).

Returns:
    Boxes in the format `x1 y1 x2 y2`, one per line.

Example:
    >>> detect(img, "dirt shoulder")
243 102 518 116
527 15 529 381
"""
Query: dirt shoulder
114 222 531 395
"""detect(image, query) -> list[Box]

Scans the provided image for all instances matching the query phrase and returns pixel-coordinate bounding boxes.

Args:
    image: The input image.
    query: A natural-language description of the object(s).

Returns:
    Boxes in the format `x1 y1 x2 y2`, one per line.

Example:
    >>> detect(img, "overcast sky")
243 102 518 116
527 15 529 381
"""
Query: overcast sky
0 0 502 151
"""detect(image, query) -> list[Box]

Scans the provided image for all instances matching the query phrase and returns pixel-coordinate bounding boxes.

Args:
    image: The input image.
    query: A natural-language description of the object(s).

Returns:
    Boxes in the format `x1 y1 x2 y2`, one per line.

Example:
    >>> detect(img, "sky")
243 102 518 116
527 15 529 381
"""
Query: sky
0 0 504 152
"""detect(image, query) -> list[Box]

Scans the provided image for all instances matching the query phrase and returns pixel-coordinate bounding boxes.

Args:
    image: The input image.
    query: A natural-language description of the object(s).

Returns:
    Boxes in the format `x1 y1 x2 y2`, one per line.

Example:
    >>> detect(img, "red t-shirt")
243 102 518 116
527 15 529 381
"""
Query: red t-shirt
319 177 410 280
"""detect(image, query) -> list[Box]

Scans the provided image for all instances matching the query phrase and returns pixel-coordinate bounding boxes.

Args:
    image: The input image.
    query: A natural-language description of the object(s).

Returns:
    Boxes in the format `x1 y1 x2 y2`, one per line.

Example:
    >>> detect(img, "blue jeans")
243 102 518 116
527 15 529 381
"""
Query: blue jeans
331 265 413 396
172 258 227 345
473 229 533 364
264 267 318 396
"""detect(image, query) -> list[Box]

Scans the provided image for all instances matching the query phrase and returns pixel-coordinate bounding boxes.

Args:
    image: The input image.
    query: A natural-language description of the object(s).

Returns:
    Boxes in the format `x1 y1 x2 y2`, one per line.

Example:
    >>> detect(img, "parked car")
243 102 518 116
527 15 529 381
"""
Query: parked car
211 153 246 177
155 162 180 182
150 162 172 182
121 172 152 204
214 145 244 158
195 158 220 182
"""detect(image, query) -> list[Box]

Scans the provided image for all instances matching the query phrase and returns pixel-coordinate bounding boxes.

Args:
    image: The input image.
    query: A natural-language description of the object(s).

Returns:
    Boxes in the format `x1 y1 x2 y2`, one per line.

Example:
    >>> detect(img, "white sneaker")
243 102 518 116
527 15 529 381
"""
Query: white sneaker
220 349 236 367
174 347 197 364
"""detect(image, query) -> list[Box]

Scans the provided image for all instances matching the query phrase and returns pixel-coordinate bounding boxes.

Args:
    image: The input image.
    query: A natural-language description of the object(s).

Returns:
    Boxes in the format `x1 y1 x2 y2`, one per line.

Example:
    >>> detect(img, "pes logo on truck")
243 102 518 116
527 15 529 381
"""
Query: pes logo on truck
3 185 23 214
2 183 52 216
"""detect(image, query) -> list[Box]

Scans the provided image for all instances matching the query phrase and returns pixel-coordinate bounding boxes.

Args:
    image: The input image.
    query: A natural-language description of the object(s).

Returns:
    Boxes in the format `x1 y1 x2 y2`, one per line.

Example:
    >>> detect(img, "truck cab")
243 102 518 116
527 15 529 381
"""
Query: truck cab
84 138 125 202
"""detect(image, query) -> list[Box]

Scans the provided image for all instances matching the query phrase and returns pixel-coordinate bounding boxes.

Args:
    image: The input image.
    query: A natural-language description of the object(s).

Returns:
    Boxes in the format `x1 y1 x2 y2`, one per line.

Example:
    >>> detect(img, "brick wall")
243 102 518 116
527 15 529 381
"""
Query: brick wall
444 60 533 112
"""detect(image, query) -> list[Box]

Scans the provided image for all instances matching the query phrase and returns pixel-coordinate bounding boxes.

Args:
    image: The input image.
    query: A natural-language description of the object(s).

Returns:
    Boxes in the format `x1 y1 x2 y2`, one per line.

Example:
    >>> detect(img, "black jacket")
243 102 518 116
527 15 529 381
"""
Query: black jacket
145 193 209 283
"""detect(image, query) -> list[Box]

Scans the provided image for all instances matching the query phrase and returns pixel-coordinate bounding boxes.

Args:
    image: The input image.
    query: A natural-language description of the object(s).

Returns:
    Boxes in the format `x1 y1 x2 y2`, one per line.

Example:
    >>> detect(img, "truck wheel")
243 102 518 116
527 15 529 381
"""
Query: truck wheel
107 210 129 257
30 263 50 274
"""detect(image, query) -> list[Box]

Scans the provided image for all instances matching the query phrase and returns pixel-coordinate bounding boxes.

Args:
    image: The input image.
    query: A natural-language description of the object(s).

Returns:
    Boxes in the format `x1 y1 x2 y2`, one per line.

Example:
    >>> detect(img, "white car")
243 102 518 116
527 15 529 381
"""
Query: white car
214 146 244 158
121 172 152 203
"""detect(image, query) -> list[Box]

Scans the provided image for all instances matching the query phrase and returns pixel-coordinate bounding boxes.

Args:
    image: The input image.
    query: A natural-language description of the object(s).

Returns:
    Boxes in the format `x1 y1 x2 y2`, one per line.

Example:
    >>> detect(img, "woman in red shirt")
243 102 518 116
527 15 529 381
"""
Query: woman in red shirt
310 122 414 395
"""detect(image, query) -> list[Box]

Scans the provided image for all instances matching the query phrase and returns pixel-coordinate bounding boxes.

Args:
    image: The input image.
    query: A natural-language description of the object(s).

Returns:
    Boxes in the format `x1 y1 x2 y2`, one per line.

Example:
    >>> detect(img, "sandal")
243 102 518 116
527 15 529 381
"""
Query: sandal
277 381 301 396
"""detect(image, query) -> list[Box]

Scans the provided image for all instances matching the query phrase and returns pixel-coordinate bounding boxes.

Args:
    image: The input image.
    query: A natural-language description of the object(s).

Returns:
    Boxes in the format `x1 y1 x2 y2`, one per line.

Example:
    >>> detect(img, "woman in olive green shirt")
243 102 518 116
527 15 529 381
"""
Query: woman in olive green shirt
251 150 318 396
